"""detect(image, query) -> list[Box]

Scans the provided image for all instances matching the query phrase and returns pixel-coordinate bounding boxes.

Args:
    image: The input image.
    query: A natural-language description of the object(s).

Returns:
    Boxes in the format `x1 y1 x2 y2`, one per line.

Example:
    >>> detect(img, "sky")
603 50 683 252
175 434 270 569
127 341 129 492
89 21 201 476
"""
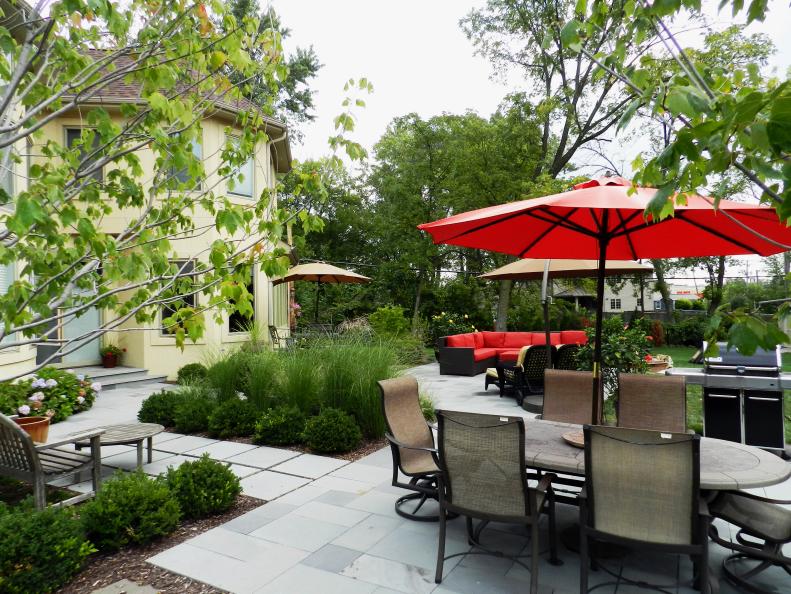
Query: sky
270 0 791 279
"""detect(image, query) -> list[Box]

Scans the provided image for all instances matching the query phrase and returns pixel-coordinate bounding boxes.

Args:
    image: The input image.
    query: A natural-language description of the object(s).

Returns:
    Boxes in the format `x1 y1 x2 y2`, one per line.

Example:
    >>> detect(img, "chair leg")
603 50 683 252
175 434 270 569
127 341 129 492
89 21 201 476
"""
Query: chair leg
33 474 46 510
547 494 561 566
91 435 102 494
530 522 539 594
580 526 589 594
435 506 447 584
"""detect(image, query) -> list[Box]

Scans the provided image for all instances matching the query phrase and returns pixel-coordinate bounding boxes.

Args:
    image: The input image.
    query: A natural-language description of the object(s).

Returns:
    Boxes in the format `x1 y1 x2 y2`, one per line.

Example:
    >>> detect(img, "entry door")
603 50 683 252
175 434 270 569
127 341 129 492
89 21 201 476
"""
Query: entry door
61 306 102 366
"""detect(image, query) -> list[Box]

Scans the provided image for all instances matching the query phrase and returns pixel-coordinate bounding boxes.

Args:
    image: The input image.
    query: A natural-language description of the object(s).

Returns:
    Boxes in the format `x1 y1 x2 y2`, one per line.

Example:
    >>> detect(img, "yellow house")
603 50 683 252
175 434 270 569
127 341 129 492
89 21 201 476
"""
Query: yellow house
0 52 294 381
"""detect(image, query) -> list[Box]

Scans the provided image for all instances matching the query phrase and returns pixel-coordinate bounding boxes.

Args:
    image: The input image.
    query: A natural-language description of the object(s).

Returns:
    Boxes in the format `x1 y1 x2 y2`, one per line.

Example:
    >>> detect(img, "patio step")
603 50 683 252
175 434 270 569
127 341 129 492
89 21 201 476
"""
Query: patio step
70 365 169 390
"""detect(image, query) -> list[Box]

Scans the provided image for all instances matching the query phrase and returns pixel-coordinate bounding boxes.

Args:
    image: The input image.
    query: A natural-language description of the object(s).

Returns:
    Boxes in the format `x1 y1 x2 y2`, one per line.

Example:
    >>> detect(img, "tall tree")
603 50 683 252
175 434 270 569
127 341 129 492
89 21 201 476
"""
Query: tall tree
225 0 321 130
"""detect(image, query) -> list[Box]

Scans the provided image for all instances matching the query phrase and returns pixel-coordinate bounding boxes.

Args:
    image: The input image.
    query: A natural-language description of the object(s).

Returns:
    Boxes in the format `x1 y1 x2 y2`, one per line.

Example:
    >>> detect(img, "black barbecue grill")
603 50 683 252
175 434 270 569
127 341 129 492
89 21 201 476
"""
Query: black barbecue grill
703 342 785 452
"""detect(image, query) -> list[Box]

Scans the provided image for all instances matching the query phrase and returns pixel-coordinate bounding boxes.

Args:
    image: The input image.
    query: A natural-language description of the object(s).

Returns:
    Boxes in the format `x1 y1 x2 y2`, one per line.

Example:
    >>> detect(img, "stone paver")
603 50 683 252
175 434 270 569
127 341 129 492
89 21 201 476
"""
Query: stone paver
292 500 370 527
250 514 348 552
302 544 362 573
240 470 311 500
341 554 436 594
141 454 196 476
90 579 159 594
254 564 377 594
186 440 259 460
226 446 301 469
153 435 218 454
270 452 348 479
102 448 176 471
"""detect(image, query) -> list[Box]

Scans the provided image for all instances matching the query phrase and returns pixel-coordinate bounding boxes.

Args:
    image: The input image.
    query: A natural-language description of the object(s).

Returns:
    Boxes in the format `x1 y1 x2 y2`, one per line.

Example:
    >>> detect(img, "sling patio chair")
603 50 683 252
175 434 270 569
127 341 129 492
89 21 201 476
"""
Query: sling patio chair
617 373 687 433
708 490 791 594
540 369 594 425
0 413 104 509
435 410 560 594
378 375 442 521
580 425 714 593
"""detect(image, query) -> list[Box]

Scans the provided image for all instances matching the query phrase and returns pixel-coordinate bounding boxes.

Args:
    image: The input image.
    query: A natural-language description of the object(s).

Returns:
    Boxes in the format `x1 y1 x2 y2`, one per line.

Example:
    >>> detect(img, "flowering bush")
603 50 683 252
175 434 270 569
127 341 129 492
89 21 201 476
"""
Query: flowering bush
0 367 101 422
429 311 477 345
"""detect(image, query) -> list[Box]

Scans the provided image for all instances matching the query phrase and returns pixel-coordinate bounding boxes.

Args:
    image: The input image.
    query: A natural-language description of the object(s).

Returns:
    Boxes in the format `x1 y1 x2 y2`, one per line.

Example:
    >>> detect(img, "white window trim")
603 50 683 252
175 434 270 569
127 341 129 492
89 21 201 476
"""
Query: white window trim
159 259 198 337
64 126 103 182
226 135 255 198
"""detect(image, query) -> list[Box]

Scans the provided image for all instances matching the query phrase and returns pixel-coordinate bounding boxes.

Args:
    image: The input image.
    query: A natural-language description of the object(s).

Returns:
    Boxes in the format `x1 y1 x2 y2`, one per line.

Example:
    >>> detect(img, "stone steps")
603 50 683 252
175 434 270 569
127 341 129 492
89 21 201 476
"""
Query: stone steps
70 365 169 390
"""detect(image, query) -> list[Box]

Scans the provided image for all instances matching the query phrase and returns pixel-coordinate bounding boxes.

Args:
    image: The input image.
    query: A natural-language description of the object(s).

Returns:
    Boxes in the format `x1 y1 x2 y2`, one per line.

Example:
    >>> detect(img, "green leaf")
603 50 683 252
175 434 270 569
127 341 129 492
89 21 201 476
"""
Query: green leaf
574 0 587 15
560 20 582 52
767 92 791 154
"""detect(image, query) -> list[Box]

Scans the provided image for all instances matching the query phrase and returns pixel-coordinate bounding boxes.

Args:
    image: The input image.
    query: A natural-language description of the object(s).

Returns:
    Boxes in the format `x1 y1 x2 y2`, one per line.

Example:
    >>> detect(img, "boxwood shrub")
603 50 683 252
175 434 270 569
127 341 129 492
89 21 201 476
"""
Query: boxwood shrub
137 389 184 426
0 504 94 594
165 454 241 519
254 405 305 445
173 394 217 434
303 408 362 453
208 398 258 439
176 362 208 385
81 471 180 551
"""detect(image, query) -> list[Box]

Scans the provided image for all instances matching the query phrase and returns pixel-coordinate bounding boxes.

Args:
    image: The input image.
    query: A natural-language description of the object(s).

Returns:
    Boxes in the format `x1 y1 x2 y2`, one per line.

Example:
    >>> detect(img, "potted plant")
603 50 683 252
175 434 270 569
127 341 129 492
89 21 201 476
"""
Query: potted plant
100 344 125 368
13 403 54 443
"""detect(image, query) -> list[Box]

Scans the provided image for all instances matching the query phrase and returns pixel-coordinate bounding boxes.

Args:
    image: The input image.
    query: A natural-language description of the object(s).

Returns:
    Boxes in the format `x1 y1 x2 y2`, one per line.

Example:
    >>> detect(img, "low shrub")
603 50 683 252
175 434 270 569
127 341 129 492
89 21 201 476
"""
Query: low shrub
5 367 101 423
674 298 694 310
0 505 94 593
177 363 208 385
0 381 31 417
665 315 706 346
208 398 258 438
81 471 180 551
419 392 436 423
254 405 305 445
304 408 362 453
137 389 185 426
173 389 217 434
165 454 241 519
368 305 410 336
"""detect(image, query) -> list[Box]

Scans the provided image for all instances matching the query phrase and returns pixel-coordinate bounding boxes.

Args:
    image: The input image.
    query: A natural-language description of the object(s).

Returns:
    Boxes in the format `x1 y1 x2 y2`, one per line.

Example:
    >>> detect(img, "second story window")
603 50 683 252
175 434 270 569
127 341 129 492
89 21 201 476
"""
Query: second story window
171 139 203 189
161 259 196 335
0 261 15 345
65 128 103 183
228 136 254 198
0 148 13 204
609 298 621 310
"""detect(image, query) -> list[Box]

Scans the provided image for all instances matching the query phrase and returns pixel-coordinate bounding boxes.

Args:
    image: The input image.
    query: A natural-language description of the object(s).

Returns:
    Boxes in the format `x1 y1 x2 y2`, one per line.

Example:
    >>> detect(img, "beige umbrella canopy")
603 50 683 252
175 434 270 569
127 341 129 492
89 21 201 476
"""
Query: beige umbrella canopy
479 258 653 281
271 262 371 322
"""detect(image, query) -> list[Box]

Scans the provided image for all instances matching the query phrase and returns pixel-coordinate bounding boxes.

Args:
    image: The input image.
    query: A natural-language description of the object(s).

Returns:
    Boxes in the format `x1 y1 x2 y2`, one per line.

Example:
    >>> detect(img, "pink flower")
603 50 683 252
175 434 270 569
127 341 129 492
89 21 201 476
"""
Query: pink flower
17 405 30 415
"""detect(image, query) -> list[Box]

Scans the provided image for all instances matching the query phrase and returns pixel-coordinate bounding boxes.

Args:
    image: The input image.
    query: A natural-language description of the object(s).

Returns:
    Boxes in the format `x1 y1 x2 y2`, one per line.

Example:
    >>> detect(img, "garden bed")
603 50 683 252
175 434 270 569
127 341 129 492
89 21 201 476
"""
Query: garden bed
58 494 262 594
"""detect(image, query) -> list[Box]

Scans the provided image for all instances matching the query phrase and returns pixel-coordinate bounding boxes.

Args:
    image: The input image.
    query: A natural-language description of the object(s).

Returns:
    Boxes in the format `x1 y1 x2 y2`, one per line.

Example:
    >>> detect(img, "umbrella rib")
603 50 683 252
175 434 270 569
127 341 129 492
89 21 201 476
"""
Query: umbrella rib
615 210 640 260
517 208 595 257
524 208 599 237
674 212 765 253
440 210 537 242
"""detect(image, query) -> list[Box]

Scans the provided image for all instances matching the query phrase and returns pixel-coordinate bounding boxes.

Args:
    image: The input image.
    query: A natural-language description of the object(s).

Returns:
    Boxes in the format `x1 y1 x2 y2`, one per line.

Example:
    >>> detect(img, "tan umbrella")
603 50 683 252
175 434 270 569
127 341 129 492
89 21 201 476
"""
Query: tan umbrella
479 258 654 365
271 262 371 322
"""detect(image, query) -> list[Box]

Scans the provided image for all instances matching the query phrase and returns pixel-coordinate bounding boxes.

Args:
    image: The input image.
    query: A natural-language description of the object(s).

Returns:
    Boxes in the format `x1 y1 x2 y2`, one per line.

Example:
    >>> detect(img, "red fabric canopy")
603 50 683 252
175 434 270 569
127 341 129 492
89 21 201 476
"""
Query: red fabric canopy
418 178 791 259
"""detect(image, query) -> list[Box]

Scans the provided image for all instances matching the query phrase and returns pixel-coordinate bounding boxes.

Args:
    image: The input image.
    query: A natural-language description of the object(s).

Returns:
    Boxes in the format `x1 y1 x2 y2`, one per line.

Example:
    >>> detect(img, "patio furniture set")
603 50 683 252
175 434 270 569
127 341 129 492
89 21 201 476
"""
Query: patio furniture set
378 374 791 594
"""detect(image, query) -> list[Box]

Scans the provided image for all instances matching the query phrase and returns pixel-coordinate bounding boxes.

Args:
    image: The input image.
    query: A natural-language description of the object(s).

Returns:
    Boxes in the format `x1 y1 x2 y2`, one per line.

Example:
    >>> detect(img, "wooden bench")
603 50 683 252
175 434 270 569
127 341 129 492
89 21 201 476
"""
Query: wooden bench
0 413 104 509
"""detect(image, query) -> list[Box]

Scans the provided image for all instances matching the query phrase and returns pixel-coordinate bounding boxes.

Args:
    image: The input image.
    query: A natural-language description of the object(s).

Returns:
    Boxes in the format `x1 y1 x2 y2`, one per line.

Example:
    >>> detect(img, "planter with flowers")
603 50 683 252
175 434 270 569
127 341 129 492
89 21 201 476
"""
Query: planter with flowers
100 344 125 368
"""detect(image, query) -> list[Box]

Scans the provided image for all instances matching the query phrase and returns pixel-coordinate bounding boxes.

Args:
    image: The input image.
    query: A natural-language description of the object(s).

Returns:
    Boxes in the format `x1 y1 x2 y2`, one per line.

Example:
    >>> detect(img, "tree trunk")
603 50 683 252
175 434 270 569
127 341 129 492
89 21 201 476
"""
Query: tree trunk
412 273 424 331
784 251 790 294
651 259 673 320
707 256 726 315
494 279 512 331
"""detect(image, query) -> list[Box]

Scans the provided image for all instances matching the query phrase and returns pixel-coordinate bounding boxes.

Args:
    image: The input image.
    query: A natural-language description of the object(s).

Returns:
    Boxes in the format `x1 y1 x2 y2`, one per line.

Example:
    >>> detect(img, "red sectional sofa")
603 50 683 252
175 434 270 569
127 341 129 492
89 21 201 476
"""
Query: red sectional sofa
436 330 588 376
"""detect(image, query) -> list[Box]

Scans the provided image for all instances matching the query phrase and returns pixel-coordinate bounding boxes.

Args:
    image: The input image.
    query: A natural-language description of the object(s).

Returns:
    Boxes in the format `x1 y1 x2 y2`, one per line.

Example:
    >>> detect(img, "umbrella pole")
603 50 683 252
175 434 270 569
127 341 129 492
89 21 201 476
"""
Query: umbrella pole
541 260 552 367
592 237 609 425
315 279 320 324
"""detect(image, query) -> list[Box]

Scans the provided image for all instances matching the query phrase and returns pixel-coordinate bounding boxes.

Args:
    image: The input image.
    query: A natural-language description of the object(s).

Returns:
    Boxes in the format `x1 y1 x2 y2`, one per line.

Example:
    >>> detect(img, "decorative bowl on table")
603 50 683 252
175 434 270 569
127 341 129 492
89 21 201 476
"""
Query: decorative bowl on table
645 353 673 373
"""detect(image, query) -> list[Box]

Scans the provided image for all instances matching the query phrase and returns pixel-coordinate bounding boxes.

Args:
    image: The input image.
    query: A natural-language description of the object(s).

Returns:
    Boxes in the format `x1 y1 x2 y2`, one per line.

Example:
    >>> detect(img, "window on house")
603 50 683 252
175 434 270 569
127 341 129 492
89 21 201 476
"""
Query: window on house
654 300 663 310
171 139 202 189
0 261 14 344
228 136 254 198
161 259 196 335
636 298 643 308
0 148 14 202
610 298 621 310
228 271 255 333
65 128 103 182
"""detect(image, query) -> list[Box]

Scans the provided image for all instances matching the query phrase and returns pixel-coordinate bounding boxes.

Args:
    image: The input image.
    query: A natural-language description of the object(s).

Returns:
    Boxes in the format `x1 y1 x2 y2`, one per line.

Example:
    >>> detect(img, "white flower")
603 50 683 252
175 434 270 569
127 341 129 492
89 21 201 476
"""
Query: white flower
45 378 58 388
91 382 102 392
31 378 46 389
17 405 30 415
77 396 85 404
28 392 44 402
77 374 85 381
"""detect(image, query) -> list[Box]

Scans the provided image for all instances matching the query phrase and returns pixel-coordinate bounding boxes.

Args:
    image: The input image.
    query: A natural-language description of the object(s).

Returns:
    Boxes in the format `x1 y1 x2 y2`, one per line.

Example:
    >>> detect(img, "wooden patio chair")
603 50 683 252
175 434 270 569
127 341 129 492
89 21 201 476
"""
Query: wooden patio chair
618 373 687 433
580 425 714 593
268 325 295 349
435 410 560 594
0 413 104 509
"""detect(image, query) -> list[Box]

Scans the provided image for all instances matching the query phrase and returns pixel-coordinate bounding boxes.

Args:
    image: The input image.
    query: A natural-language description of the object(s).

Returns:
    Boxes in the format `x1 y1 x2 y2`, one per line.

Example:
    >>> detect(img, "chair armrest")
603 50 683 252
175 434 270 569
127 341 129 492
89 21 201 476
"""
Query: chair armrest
577 485 588 502
535 472 556 494
698 497 711 518
719 489 791 506
384 432 438 454
36 428 105 451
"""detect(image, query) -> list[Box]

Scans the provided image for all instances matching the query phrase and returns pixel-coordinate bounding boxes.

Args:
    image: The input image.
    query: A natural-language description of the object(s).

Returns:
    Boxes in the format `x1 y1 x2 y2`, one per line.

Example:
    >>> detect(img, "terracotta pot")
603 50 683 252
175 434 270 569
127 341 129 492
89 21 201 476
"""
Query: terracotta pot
14 416 50 443
102 353 118 368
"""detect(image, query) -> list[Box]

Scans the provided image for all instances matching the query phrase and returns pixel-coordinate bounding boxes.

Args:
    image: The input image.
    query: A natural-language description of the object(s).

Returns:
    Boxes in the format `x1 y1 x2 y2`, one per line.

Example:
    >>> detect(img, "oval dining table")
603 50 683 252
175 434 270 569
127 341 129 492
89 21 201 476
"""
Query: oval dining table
521 418 791 491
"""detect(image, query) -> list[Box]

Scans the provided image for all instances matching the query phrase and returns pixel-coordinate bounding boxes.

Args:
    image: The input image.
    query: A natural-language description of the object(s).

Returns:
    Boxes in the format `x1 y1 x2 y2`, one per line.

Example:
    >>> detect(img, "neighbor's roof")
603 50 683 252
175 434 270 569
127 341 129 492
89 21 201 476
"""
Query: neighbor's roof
66 49 293 173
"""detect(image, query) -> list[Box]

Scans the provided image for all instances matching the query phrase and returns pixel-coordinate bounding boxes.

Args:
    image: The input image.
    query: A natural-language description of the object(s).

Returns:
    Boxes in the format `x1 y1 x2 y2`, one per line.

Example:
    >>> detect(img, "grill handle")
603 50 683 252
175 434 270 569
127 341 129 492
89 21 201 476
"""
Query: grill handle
707 393 738 399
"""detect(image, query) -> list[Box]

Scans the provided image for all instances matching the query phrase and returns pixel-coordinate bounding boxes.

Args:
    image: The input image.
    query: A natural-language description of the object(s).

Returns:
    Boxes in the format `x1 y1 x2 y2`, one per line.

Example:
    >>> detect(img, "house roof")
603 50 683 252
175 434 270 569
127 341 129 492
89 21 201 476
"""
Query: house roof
66 49 293 173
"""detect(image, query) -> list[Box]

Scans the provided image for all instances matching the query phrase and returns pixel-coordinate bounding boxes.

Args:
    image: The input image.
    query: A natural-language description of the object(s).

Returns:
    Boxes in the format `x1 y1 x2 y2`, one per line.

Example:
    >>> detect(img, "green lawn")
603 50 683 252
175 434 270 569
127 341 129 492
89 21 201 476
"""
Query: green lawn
652 344 791 443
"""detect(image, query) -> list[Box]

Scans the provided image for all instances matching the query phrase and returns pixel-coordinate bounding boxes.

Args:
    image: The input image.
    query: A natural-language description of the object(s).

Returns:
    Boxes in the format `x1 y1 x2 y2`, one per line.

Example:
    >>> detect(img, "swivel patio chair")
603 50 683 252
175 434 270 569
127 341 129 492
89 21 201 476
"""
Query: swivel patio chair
553 343 580 370
0 413 104 509
708 490 791 594
378 376 442 522
580 425 714 593
618 373 687 433
435 410 560 594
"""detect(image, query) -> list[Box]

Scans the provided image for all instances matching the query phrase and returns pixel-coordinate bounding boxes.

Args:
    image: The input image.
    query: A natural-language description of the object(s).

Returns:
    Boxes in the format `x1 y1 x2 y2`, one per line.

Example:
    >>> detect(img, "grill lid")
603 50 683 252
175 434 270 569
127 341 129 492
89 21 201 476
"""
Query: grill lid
703 341 780 376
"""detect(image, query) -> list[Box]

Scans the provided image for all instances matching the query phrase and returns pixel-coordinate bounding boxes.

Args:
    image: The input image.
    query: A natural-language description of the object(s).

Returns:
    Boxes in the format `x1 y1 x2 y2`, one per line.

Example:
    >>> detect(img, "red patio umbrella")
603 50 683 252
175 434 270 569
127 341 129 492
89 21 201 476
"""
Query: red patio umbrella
418 177 791 423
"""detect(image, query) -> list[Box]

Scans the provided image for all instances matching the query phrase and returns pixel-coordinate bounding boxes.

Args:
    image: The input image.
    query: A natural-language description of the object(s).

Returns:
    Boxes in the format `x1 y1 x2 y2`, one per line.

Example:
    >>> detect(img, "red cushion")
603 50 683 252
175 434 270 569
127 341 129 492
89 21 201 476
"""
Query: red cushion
498 349 521 362
473 348 497 361
446 334 474 348
481 331 506 348
528 332 547 345
473 333 484 349
550 332 562 346
503 332 533 348
560 330 588 345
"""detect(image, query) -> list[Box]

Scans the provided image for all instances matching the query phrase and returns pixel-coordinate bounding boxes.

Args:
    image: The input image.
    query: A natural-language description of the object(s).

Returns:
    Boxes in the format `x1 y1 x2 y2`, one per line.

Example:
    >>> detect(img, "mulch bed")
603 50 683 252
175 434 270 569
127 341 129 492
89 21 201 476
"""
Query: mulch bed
58 494 263 594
